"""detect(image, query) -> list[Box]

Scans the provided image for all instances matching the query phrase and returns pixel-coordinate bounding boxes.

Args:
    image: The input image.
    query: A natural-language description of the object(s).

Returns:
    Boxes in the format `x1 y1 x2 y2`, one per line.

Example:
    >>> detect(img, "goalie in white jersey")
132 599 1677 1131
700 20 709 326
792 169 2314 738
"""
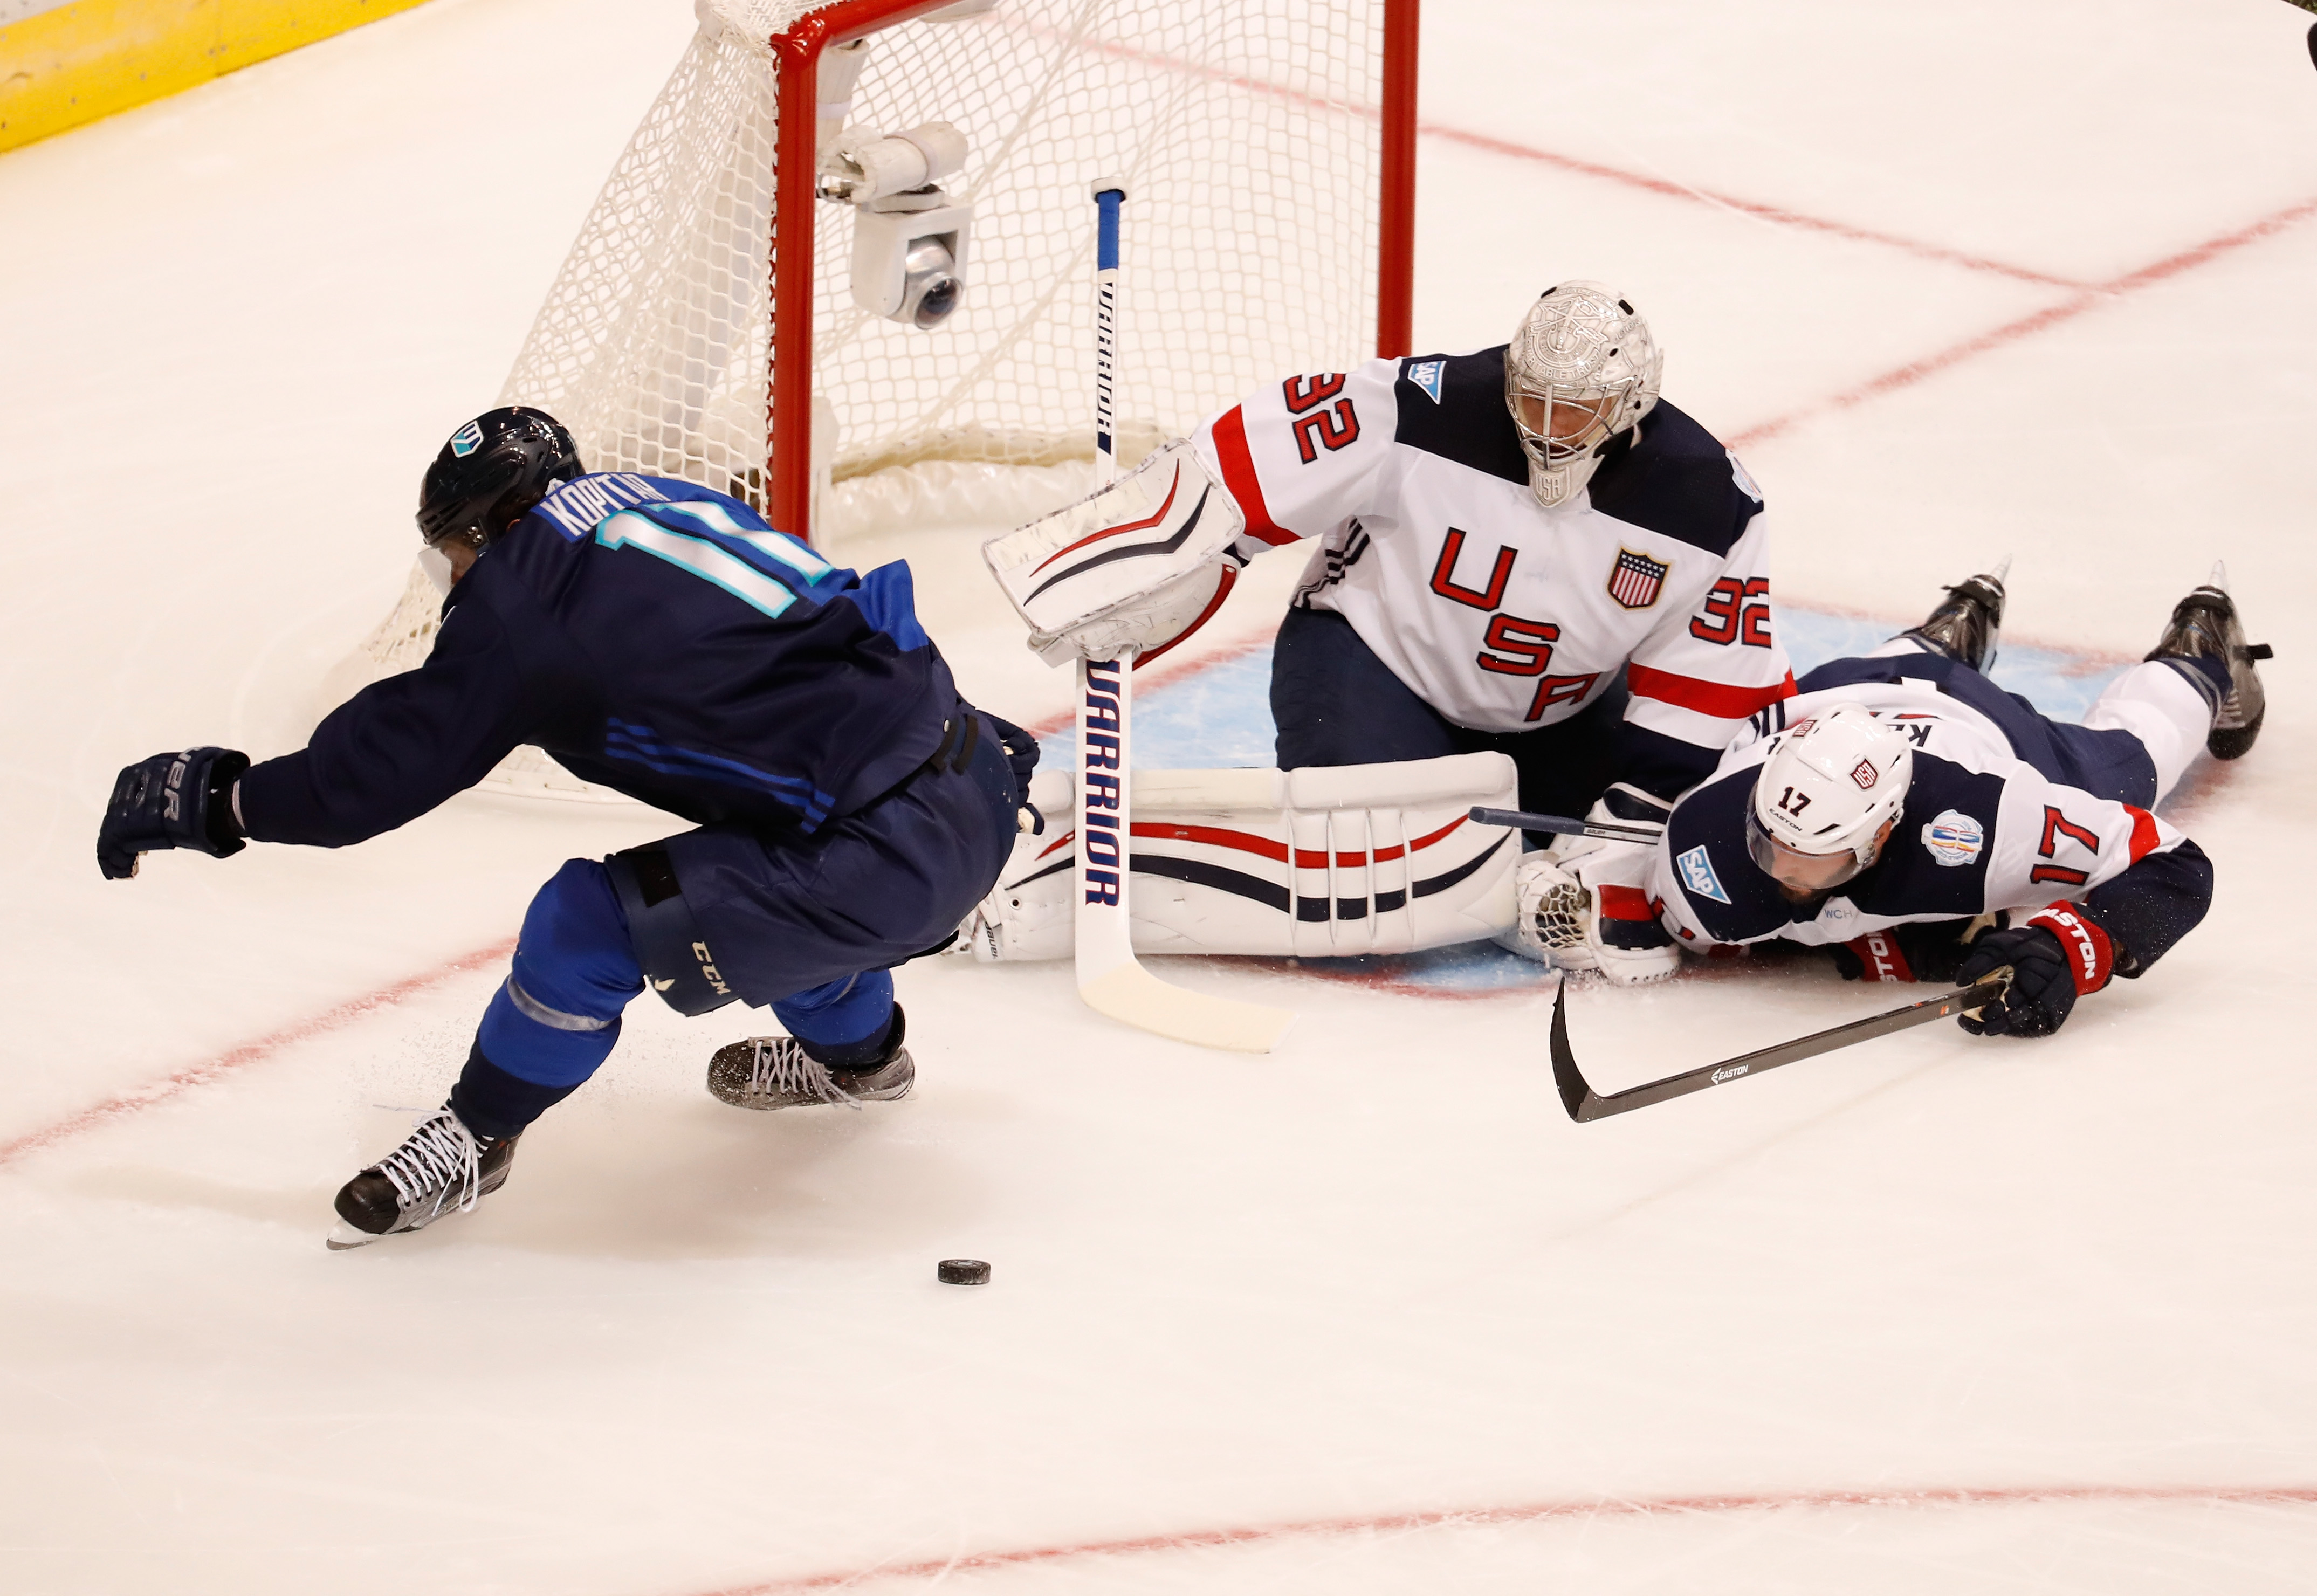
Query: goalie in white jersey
991 281 1794 829
1560 564 2272 1037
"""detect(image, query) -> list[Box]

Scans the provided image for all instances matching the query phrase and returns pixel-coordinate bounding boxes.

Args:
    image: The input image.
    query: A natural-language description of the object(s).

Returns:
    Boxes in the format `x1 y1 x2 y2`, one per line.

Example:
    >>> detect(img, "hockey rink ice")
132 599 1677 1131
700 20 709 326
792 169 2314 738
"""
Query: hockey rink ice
5 0 2316 1588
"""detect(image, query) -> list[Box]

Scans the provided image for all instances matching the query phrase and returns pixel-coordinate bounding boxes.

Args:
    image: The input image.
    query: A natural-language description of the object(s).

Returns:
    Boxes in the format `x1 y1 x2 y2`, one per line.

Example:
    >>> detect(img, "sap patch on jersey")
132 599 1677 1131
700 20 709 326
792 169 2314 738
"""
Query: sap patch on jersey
1921 810 1985 866
1406 359 1446 404
1607 548 1670 610
1677 843 1731 904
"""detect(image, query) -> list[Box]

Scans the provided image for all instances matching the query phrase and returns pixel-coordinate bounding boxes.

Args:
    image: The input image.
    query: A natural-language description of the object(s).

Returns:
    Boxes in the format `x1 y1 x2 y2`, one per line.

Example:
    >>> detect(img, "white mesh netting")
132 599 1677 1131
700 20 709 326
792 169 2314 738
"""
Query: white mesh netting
331 0 1390 799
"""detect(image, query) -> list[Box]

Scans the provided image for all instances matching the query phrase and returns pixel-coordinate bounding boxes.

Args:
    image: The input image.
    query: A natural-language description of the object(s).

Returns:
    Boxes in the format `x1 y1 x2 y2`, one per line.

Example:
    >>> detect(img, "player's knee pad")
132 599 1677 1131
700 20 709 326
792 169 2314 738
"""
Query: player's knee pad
604 845 743 1016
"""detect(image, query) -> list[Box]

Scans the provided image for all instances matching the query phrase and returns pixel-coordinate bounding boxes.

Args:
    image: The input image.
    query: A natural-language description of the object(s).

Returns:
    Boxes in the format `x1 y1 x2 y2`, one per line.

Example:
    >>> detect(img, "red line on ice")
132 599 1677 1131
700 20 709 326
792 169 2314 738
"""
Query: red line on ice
0 939 514 1171
686 1481 2317 1593
1418 121 2083 289
990 10 2075 290
1731 194 2317 448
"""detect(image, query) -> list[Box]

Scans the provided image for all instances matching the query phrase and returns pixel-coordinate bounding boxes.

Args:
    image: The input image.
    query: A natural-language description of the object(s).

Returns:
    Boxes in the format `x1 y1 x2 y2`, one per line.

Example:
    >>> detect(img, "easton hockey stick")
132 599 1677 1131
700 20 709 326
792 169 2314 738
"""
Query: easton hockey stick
1549 966 2013 1121
1468 806 1665 847
1072 182 1294 1054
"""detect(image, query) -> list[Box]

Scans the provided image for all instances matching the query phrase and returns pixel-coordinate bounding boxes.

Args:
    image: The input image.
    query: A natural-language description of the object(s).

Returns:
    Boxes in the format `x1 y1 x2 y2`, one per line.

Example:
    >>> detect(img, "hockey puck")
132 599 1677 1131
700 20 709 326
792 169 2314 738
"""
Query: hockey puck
937 1258 991 1285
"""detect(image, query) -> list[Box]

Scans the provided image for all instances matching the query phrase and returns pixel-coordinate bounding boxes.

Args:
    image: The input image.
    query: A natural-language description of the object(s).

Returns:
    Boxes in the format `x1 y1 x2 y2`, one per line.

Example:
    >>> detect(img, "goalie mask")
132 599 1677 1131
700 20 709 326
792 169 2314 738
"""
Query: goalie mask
1745 703 1913 895
417 407 582 553
1505 281 1662 508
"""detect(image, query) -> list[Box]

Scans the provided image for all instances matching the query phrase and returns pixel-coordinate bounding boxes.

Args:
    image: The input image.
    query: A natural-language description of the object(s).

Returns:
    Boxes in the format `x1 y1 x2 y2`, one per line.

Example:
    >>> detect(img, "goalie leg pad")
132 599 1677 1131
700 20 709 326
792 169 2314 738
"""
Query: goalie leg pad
959 754 1521 959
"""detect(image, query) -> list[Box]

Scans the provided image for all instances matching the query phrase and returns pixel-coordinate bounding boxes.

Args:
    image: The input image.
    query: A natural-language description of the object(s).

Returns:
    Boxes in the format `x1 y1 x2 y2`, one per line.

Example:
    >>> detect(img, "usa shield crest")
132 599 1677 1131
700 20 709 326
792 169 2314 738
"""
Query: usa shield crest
1607 547 1669 610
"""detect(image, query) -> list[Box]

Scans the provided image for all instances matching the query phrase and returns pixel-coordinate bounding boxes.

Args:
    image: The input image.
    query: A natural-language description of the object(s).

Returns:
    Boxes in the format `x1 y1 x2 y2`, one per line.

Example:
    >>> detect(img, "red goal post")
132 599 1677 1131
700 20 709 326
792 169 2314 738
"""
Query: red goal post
327 0 1417 799
756 0 1418 537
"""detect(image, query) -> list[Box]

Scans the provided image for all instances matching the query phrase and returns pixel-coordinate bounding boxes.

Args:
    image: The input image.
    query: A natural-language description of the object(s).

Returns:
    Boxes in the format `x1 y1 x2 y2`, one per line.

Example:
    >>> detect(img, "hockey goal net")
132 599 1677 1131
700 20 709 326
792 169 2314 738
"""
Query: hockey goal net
324 0 1415 800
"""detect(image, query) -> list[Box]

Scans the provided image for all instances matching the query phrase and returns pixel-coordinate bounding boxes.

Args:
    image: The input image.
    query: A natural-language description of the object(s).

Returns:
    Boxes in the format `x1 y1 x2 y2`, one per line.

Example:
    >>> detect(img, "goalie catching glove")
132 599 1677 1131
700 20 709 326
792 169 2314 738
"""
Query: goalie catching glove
984 440 1246 665
1499 785 1680 985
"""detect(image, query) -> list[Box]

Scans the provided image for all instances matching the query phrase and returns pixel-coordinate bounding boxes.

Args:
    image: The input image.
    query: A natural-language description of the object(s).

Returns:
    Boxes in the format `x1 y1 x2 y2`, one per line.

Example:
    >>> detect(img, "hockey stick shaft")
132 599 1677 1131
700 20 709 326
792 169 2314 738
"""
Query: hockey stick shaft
1468 806 1664 846
1550 967 2013 1122
1070 182 1292 1053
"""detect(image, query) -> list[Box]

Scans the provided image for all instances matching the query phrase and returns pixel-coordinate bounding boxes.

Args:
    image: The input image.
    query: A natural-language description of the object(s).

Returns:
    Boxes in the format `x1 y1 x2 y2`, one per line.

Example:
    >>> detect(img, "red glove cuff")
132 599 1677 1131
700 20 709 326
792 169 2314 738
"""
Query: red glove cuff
2023 902 2113 995
1844 931 1916 982
1596 885 1658 921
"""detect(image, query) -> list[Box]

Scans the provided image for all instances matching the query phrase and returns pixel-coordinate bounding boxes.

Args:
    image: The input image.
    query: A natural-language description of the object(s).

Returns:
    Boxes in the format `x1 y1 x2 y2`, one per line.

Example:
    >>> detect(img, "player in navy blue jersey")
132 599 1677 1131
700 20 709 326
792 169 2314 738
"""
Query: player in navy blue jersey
1558 562 2272 1035
97 409 1035 1247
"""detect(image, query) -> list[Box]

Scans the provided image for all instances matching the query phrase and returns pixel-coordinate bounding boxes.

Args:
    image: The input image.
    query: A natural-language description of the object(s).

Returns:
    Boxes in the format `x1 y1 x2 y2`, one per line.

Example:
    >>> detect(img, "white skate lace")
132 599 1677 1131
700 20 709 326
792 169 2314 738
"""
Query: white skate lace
376 1109 485 1217
747 1040 860 1109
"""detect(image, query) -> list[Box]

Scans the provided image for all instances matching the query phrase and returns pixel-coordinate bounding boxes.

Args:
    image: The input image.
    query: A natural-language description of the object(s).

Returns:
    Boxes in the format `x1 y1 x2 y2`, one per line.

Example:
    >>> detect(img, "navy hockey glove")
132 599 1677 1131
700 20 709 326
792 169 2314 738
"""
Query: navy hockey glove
97 747 250 880
1828 918 1995 985
1954 903 2113 1038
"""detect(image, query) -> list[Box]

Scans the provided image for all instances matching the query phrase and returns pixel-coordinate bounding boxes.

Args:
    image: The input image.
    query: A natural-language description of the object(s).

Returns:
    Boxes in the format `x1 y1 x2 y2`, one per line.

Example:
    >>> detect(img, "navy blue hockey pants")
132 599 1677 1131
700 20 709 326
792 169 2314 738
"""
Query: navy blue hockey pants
451 708 1028 1139
1269 604 1631 823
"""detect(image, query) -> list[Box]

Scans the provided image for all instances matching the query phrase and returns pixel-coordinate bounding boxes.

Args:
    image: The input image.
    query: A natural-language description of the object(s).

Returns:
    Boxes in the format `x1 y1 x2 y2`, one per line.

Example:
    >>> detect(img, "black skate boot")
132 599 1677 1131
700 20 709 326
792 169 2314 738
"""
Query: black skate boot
706 1006 914 1111
326 1105 520 1250
1904 559 2009 672
2146 562 2273 760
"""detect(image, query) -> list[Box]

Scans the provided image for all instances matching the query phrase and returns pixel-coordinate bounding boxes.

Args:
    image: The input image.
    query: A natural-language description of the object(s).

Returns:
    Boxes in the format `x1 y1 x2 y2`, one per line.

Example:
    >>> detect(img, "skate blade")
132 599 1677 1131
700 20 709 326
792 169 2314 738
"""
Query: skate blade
325 1220 387 1251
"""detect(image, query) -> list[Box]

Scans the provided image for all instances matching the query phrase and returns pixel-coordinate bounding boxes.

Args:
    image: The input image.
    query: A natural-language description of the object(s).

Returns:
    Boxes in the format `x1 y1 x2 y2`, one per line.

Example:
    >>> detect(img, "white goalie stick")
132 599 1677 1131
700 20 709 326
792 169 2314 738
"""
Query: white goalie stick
1071 182 1294 1054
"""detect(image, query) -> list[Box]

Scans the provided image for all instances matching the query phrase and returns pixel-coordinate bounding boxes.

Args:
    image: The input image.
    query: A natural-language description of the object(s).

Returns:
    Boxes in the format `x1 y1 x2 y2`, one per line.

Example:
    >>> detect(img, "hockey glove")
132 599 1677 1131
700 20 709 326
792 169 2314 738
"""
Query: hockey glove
982 441 1247 666
1586 881 1681 986
1828 917 1997 985
97 747 249 880
1954 903 2113 1038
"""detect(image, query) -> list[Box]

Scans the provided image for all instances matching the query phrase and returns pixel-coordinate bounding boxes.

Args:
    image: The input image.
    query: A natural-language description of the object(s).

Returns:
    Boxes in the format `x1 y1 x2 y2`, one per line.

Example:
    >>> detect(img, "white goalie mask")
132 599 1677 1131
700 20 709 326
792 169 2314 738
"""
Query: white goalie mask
1745 703 1913 895
1505 281 1663 508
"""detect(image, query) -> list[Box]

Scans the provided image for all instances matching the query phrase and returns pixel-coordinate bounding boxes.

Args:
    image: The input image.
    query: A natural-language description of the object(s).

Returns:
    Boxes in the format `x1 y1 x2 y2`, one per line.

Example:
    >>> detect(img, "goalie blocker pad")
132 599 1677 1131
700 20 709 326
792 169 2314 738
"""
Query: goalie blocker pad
960 753 1519 960
982 441 1247 666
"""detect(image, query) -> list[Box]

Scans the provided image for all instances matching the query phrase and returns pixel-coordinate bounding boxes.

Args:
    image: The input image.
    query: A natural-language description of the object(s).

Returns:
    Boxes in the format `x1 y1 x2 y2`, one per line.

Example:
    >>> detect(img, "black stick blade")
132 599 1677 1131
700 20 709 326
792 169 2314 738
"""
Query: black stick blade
1548 980 1603 1122
1548 970 2013 1124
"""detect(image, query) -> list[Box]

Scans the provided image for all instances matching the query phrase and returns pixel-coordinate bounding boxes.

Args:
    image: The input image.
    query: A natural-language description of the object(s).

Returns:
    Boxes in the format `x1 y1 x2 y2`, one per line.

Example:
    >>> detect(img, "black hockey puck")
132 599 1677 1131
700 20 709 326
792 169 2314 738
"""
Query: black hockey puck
937 1258 991 1285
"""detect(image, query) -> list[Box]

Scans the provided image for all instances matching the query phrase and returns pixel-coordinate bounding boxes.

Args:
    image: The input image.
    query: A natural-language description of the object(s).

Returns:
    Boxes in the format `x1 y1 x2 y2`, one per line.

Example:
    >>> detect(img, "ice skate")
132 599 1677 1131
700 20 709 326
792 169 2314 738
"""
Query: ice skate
706 1009 914 1111
327 1105 519 1250
1905 558 2009 672
2146 562 2272 759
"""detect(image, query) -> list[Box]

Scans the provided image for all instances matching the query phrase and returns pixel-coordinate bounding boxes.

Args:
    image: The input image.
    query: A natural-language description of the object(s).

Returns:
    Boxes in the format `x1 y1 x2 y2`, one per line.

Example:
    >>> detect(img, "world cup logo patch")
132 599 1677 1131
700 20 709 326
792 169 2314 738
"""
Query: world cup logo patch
1607 547 1669 610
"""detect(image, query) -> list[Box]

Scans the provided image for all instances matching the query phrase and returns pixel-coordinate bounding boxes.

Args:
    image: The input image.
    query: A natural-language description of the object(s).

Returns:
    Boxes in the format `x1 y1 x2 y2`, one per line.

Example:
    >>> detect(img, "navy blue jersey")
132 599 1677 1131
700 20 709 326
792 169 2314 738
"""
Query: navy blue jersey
241 474 957 847
1643 669 2212 976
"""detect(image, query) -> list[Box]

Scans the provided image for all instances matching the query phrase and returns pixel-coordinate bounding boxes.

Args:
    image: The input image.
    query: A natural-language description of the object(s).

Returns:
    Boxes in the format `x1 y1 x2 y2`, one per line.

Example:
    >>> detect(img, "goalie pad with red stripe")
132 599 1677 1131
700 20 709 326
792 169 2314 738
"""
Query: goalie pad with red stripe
982 441 1247 666
952 753 1518 960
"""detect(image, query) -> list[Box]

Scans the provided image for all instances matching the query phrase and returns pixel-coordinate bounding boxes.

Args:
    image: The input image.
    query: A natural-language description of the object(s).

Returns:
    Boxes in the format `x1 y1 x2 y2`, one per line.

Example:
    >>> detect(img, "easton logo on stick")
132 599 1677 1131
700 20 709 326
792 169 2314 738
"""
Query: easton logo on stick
1606 547 1669 610
1081 659 1124 905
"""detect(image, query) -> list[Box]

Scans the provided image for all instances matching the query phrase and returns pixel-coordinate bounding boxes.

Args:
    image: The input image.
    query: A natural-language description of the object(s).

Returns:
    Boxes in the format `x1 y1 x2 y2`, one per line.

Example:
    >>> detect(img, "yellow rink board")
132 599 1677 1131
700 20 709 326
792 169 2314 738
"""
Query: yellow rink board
1 0 434 153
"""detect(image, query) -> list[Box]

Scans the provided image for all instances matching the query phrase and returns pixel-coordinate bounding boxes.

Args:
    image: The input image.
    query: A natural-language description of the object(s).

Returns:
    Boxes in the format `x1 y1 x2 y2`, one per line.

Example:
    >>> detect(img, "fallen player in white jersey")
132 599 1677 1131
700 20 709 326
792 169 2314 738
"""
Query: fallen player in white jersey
1534 564 2270 1038
988 280 1796 835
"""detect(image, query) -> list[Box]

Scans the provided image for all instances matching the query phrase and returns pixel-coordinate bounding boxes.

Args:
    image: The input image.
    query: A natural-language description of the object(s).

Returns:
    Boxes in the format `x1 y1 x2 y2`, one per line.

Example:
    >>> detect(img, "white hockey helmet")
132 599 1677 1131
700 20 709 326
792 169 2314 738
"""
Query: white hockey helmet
1504 281 1663 508
1745 703 1913 893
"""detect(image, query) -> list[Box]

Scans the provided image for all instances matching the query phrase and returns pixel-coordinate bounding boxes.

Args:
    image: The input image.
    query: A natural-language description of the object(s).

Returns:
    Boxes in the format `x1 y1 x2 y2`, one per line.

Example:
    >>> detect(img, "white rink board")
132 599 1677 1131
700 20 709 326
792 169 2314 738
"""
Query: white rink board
2 2 2315 1592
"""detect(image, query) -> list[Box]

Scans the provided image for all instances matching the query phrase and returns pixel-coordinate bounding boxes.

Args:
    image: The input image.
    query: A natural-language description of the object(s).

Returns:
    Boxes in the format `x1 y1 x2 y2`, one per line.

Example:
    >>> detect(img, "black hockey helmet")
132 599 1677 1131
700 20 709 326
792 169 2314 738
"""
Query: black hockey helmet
417 407 582 549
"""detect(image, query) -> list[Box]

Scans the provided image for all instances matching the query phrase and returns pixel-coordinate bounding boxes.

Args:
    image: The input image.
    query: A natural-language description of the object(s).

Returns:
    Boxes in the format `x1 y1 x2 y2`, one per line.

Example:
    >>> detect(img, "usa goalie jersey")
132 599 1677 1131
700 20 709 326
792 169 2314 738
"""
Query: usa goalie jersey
1191 346 1796 795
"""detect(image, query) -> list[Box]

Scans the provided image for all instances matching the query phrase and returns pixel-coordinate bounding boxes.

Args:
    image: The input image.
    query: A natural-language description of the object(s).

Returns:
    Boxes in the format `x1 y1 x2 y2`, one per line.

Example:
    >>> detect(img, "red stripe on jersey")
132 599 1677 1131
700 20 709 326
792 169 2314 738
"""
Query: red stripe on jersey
1209 408 1296 546
1597 885 1656 921
2123 804 2161 863
1626 664 1797 720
